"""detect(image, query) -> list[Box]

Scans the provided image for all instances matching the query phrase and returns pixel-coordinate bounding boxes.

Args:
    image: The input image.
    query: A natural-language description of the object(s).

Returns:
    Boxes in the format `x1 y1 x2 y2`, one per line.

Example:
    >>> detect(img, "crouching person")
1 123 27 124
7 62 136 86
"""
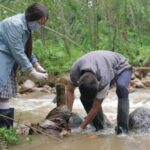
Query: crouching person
0 3 49 128
66 50 132 134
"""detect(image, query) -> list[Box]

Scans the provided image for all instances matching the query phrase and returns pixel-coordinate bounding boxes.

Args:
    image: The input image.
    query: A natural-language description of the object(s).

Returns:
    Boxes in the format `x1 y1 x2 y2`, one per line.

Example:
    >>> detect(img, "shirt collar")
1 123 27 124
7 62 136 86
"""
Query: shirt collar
20 13 29 31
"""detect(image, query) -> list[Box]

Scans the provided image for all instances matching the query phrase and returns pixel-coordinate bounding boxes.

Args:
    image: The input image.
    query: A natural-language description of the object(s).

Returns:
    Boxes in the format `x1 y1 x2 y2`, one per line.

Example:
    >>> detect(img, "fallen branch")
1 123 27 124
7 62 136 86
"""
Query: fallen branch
0 114 62 142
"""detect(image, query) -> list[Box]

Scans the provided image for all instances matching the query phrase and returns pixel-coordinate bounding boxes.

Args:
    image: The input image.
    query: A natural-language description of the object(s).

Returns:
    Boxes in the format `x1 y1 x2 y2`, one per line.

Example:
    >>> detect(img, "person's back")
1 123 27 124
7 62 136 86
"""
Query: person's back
70 50 131 86
0 13 29 54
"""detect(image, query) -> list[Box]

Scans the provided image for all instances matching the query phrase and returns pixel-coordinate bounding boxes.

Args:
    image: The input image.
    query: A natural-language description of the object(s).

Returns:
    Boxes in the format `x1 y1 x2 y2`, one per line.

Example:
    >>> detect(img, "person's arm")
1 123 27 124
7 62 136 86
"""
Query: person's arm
80 99 102 129
66 83 75 112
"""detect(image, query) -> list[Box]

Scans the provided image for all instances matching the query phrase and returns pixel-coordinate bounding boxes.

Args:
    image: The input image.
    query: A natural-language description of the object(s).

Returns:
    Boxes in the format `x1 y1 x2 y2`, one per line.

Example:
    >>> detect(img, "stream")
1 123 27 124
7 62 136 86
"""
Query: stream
10 88 150 150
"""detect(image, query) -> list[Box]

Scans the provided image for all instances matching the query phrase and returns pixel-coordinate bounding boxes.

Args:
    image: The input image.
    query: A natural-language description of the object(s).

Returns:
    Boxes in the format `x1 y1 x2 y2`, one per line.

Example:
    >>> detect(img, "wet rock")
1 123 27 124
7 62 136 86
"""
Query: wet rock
29 105 83 136
40 85 52 93
68 113 84 128
130 78 146 88
21 83 111 137
133 67 150 79
45 105 71 130
128 86 136 93
59 129 70 138
129 107 150 133
142 75 150 87
39 120 57 129
46 106 84 129
19 80 36 93
16 124 30 135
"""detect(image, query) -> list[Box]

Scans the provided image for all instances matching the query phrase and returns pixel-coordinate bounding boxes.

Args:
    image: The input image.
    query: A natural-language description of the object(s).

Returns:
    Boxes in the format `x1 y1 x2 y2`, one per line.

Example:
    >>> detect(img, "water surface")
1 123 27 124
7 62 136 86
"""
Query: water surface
10 88 150 150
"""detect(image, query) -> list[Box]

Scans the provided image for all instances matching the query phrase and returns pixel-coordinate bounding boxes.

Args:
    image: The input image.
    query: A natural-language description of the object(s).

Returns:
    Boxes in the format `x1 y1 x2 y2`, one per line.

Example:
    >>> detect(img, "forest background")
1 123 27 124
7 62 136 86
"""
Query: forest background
0 0 150 75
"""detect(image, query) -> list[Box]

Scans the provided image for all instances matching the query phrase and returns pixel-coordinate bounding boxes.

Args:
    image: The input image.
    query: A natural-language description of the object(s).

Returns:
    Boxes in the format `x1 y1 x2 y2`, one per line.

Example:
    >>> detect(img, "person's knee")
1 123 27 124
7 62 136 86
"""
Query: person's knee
116 84 128 99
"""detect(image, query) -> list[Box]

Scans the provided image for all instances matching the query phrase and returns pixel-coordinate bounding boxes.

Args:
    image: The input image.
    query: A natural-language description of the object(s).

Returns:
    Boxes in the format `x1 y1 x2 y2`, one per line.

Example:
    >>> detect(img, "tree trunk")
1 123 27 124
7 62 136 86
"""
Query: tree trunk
56 0 71 57
92 0 99 50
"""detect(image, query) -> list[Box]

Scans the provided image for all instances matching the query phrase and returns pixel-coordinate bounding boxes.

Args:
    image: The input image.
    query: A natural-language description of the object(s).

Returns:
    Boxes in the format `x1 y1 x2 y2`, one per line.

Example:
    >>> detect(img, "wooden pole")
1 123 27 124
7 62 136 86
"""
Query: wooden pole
56 84 66 107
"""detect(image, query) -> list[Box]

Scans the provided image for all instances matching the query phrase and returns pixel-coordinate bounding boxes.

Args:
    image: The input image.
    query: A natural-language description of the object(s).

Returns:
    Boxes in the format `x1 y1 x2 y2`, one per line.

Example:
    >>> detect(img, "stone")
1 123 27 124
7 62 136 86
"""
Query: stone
19 80 35 93
68 113 84 128
129 107 150 133
142 75 150 87
130 78 146 88
22 80 35 89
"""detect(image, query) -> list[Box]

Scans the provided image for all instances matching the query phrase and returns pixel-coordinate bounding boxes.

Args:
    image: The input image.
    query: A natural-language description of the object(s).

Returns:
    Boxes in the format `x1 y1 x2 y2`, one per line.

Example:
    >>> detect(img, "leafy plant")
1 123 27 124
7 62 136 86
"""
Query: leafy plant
0 0 149 74
0 127 32 148
0 127 21 148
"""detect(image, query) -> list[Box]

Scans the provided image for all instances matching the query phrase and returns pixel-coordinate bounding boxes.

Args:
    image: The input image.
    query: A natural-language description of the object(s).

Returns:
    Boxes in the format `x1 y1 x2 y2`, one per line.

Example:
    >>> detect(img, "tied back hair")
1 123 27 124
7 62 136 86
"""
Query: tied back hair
79 72 99 99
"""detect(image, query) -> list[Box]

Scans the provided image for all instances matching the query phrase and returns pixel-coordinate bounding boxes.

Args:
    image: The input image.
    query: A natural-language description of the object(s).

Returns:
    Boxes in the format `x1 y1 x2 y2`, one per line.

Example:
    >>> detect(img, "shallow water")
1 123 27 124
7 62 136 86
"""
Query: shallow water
10 134 150 150
10 88 150 150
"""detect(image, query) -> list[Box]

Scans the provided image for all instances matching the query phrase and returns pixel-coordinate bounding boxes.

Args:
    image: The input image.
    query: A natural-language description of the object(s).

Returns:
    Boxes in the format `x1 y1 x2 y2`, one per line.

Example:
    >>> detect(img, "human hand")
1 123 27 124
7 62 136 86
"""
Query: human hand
33 62 46 73
28 68 48 81
71 127 83 133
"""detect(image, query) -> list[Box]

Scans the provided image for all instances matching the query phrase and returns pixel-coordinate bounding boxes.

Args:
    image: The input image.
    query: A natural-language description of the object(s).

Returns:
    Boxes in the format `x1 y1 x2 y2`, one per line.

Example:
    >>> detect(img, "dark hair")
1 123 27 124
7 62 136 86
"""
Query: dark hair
25 3 48 22
79 72 99 99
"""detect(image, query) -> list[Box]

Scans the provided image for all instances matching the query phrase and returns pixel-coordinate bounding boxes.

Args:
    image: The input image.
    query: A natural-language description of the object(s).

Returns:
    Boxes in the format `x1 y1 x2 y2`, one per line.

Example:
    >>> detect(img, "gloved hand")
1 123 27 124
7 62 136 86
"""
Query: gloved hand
28 68 48 81
71 127 83 133
33 62 46 73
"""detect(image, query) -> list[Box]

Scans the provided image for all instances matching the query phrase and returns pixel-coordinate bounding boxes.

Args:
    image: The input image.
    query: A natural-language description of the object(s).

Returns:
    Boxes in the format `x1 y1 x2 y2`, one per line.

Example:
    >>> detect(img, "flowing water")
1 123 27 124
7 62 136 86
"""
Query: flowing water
10 88 150 150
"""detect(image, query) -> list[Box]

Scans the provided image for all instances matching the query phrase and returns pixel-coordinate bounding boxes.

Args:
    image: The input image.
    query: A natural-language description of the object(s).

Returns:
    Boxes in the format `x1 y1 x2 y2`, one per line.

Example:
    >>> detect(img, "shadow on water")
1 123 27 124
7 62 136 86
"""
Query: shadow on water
10 88 150 150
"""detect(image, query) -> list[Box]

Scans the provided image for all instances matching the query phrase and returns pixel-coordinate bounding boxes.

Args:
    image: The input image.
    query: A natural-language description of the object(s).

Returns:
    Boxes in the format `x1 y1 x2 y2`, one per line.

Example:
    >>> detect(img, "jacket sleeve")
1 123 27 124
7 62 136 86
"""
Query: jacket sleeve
3 24 32 72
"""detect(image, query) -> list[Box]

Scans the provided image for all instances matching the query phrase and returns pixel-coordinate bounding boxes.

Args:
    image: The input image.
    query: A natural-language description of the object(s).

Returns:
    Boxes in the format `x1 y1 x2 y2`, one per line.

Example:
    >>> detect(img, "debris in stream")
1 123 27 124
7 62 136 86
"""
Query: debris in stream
17 84 84 138
16 83 112 137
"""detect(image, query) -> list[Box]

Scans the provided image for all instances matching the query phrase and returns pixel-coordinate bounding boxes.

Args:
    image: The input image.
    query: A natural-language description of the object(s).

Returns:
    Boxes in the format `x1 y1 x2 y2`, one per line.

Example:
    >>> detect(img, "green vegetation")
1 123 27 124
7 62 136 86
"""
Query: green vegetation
0 127 32 148
0 128 21 146
0 0 150 74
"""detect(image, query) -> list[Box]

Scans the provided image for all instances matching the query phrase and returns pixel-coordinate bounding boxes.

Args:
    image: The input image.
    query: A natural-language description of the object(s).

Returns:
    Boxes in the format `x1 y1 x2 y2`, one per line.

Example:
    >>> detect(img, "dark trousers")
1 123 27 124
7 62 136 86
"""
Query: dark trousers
115 69 132 133
80 69 132 131
115 69 132 99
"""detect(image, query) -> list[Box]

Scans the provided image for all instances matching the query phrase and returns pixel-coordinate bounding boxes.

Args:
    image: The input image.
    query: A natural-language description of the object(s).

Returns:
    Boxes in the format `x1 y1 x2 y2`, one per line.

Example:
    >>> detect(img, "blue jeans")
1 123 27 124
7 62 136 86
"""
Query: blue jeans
115 69 132 100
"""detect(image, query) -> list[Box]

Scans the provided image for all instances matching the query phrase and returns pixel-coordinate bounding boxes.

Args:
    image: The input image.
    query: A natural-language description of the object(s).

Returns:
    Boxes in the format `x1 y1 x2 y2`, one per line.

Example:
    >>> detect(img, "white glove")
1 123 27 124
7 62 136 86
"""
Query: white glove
71 127 83 133
33 62 46 73
28 68 48 81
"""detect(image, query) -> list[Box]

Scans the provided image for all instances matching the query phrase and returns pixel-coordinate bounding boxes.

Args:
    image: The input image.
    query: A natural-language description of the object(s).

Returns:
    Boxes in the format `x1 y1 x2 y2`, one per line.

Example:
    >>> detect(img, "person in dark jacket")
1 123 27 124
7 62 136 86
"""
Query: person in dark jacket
67 50 132 134
0 3 48 128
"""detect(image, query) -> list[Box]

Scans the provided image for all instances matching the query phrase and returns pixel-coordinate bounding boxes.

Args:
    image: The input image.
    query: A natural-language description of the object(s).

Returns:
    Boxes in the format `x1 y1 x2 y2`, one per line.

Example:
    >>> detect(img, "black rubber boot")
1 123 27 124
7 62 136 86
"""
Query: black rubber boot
0 108 14 129
80 96 105 131
116 99 129 134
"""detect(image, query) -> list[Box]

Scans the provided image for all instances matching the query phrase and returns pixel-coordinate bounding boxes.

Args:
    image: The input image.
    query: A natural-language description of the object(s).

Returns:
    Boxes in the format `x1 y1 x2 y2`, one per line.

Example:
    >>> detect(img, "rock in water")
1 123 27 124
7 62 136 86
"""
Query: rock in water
68 113 84 128
129 107 150 133
27 83 111 136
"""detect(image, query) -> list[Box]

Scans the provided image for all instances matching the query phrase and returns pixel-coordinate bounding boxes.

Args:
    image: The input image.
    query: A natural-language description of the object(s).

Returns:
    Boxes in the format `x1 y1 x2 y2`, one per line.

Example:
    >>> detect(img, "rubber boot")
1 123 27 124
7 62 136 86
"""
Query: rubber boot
116 99 129 134
0 108 14 129
80 96 104 131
